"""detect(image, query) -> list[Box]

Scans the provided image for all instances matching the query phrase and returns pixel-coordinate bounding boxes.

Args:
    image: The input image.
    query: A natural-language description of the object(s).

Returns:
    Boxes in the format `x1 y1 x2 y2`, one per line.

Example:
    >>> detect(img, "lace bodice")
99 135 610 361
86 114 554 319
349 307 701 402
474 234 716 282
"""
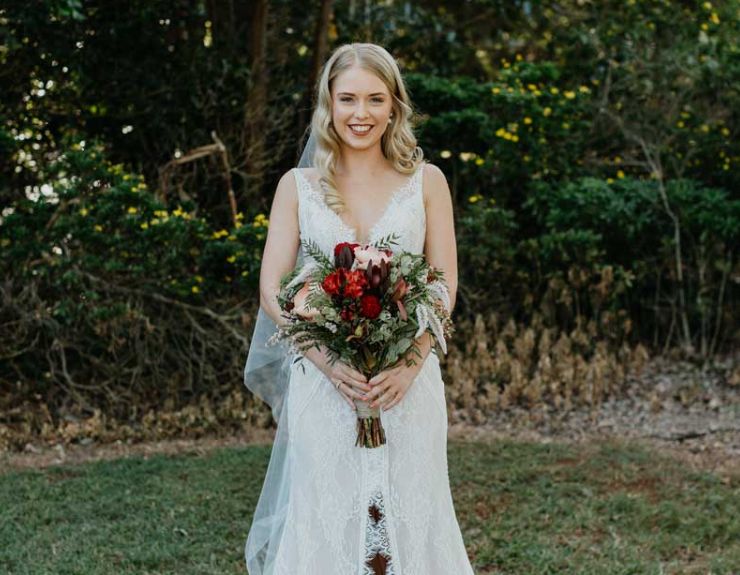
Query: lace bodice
292 165 427 259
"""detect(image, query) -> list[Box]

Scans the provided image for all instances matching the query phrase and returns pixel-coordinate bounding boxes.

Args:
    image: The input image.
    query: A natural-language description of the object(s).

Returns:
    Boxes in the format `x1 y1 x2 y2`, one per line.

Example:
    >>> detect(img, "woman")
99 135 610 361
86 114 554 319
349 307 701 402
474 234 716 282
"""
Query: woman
244 42 475 575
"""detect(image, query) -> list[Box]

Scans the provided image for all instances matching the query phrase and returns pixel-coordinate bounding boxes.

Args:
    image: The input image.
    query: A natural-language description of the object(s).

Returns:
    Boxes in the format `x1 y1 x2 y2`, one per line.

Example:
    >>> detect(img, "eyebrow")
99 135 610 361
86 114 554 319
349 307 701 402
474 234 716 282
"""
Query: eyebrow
336 92 387 97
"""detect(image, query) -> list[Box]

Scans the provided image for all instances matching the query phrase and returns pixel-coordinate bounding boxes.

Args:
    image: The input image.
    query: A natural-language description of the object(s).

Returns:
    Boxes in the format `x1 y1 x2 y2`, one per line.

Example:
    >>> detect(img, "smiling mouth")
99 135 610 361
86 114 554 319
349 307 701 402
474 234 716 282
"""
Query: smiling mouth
348 124 373 135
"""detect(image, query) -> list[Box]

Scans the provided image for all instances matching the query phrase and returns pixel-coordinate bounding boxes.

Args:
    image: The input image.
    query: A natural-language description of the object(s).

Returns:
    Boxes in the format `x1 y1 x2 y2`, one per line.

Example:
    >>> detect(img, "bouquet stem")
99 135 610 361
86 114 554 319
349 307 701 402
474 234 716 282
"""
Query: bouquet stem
354 395 386 449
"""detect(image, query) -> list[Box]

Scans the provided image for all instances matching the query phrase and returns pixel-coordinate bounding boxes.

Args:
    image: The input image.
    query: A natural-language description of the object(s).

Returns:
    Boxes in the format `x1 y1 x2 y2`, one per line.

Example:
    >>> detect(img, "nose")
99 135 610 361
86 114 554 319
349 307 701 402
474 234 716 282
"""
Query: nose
354 102 369 119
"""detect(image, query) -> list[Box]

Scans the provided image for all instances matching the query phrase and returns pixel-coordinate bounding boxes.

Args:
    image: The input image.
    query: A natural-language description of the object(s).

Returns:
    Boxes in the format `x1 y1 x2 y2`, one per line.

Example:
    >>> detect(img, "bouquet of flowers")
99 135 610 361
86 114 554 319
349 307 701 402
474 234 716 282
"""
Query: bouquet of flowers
271 234 453 448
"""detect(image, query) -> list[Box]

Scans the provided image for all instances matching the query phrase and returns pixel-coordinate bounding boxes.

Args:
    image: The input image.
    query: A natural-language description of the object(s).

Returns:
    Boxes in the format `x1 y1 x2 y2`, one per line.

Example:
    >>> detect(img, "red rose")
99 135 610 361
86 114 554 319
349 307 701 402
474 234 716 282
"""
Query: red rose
334 242 360 257
322 268 345 296
340 307 354 322
343 270 367 299
359 294 382 319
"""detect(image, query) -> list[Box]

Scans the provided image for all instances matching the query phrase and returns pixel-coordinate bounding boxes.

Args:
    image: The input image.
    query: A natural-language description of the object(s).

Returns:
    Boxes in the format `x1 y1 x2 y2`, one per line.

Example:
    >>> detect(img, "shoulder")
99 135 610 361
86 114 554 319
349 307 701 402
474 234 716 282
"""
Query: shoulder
272 168 299 208
421 162 451 204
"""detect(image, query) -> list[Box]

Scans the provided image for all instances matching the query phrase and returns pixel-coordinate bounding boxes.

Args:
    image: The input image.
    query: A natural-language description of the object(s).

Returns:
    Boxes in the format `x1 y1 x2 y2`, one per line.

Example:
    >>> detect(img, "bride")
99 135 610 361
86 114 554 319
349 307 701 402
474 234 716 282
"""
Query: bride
244 42 476 574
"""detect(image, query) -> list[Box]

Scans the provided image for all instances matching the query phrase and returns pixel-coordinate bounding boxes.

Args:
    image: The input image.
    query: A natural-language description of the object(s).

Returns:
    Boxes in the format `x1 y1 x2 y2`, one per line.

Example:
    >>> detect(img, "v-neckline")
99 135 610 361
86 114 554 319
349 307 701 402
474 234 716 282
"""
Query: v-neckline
296 165 421 245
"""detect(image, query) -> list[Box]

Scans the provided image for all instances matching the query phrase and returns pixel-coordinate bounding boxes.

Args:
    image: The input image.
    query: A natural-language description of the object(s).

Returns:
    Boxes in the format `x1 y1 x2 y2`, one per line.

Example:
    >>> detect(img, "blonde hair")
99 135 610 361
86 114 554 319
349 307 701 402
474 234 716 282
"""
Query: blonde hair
310 43 424 214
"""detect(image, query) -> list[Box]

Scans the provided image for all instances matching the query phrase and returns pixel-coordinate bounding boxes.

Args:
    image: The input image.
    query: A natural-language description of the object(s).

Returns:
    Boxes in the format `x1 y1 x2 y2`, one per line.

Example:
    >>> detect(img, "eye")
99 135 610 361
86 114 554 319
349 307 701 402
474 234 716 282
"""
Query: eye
371 97 385 103
339 96 353 102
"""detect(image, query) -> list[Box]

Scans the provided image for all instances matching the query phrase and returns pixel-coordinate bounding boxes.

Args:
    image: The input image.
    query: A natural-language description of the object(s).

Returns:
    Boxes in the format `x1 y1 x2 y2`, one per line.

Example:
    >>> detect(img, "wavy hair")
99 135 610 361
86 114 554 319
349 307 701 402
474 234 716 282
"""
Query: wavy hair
309 43 424 214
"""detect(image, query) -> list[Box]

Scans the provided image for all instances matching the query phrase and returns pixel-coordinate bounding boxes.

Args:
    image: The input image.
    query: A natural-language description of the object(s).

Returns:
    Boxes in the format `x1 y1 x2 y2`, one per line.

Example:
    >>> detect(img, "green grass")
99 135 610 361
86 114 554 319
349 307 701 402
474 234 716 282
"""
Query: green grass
1 439 738 574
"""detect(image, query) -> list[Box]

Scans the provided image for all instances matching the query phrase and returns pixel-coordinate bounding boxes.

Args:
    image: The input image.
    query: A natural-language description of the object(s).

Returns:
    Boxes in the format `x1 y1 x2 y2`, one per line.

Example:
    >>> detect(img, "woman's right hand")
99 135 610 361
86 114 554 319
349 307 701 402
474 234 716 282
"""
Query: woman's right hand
303 346 371 410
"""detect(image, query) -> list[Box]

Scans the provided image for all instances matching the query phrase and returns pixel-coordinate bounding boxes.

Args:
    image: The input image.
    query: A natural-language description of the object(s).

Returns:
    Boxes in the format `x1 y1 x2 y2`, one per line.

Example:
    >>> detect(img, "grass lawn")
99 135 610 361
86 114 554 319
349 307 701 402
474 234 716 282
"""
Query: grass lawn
1 438 738 574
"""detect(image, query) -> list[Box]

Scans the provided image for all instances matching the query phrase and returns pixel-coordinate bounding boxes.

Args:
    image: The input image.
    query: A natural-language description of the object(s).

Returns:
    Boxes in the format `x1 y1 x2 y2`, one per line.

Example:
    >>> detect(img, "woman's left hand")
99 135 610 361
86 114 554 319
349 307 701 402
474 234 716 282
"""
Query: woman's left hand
365 358 424 412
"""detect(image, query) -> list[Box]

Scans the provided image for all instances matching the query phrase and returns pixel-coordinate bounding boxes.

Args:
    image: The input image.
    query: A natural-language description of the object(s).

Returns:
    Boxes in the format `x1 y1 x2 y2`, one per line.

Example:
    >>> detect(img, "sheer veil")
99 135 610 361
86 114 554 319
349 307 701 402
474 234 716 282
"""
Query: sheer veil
243 127 316 574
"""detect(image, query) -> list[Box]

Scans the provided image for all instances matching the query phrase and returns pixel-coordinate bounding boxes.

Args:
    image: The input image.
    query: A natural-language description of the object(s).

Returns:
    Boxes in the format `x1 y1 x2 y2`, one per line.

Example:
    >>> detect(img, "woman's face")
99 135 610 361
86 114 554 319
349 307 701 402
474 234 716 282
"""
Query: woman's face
331 65 393 152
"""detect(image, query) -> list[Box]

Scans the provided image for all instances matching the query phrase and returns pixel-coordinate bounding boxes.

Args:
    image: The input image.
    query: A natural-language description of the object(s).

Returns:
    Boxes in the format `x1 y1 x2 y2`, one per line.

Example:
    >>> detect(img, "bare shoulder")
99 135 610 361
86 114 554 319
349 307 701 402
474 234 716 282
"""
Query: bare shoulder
274 168 298 201
422 162 451 204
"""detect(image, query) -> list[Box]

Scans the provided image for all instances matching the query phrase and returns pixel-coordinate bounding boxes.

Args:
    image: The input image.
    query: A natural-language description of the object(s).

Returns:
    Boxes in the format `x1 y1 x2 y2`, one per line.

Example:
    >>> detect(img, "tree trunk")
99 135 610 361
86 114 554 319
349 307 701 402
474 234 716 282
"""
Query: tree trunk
296 0 334 160
241 0 269 201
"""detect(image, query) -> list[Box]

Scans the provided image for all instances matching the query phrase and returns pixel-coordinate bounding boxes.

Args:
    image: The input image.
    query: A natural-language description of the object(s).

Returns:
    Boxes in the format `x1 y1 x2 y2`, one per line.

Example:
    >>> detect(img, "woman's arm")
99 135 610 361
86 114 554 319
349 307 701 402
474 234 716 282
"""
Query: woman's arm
259 170 300 327
258 170 363 390
423 162 458 314
402 161 457 366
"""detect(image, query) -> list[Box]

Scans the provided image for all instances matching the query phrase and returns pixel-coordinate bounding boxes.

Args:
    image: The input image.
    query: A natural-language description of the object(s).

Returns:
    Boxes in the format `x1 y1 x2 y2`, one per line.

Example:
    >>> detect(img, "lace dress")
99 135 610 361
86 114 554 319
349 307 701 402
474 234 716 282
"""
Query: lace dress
246 163 476 575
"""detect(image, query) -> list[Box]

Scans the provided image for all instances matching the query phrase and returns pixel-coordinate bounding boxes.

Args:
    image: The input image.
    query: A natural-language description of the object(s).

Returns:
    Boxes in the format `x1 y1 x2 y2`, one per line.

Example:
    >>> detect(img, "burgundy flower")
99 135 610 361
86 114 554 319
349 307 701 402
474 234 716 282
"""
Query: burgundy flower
334 242 360 257
359 294 382 319
340 307 354 322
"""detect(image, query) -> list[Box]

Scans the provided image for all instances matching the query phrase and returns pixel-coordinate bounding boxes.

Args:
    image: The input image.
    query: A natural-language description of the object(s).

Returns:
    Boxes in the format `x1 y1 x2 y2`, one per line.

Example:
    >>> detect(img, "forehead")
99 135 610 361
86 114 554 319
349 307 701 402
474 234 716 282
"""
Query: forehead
332 65 390 96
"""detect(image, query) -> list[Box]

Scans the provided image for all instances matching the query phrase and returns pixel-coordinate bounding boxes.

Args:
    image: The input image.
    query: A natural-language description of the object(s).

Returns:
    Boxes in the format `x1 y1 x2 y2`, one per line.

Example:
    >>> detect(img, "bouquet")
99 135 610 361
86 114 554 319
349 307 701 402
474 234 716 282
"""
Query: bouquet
271 234 453 448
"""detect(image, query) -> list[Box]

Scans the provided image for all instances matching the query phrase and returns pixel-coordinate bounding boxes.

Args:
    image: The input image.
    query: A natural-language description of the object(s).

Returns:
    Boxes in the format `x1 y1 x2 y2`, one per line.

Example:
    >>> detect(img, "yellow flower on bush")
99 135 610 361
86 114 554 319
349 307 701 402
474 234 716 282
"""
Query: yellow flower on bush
617 170 625 179
721 128 730 137
710 12 719 24
468 195 481 204
127 206 138 215
227 255 236 263
253 213 269 228
191 286 200 294
475 157 485 166
440 150 452 158
550 87 559 95
195 275 204 283
564 90 576 99
94 225 103 232
140 222 148 230
543 107 552 117
212 229 229 239
491 87 501 95
523 117 532 125
79 208 89 216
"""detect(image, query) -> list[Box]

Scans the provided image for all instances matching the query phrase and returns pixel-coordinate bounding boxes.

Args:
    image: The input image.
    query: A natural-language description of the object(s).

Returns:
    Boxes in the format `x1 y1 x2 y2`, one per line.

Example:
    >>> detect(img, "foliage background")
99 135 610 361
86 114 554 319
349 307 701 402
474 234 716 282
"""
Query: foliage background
0 0 738 447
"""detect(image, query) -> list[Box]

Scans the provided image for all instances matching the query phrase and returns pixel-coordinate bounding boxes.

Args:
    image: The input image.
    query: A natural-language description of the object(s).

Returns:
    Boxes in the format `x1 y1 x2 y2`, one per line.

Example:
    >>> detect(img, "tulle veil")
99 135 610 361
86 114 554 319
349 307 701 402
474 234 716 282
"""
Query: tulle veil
242 128 316 574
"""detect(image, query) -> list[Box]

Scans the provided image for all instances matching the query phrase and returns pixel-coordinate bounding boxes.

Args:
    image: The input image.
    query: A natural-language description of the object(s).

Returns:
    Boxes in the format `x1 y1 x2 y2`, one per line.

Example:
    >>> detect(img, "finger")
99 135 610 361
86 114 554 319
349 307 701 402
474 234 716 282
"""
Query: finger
341 369 371 391
346 382 371 397
341 392 356 410
367 381 390 401
369 371 390 386
383 393 401 411
350 368 369 382
371 386 395 408
339 382 367 401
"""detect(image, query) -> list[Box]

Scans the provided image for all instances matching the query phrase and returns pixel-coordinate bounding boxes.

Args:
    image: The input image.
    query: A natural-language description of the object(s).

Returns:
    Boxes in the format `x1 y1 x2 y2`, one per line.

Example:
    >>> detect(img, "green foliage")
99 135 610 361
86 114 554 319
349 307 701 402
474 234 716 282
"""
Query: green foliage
0 139 266 299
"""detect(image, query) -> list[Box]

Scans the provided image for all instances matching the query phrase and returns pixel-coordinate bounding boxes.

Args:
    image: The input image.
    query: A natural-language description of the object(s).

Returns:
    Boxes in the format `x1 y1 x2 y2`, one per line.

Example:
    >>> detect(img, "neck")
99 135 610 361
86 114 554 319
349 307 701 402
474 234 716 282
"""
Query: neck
336 142 389 178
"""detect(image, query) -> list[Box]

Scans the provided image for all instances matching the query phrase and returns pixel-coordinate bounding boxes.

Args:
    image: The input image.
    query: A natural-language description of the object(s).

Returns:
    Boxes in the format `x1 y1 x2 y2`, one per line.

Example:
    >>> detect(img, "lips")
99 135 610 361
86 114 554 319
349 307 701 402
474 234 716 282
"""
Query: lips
348 124 373 136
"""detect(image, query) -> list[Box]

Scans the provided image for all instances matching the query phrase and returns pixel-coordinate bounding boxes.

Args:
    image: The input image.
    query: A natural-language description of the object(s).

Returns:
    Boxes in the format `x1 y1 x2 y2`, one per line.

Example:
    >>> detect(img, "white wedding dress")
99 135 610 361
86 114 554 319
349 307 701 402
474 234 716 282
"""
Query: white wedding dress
245 162 476 575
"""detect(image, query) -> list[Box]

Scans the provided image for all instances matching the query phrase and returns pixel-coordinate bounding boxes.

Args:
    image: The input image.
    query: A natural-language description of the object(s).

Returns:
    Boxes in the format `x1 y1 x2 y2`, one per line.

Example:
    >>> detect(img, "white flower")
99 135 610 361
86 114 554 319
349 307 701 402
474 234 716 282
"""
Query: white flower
353 246 391 270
